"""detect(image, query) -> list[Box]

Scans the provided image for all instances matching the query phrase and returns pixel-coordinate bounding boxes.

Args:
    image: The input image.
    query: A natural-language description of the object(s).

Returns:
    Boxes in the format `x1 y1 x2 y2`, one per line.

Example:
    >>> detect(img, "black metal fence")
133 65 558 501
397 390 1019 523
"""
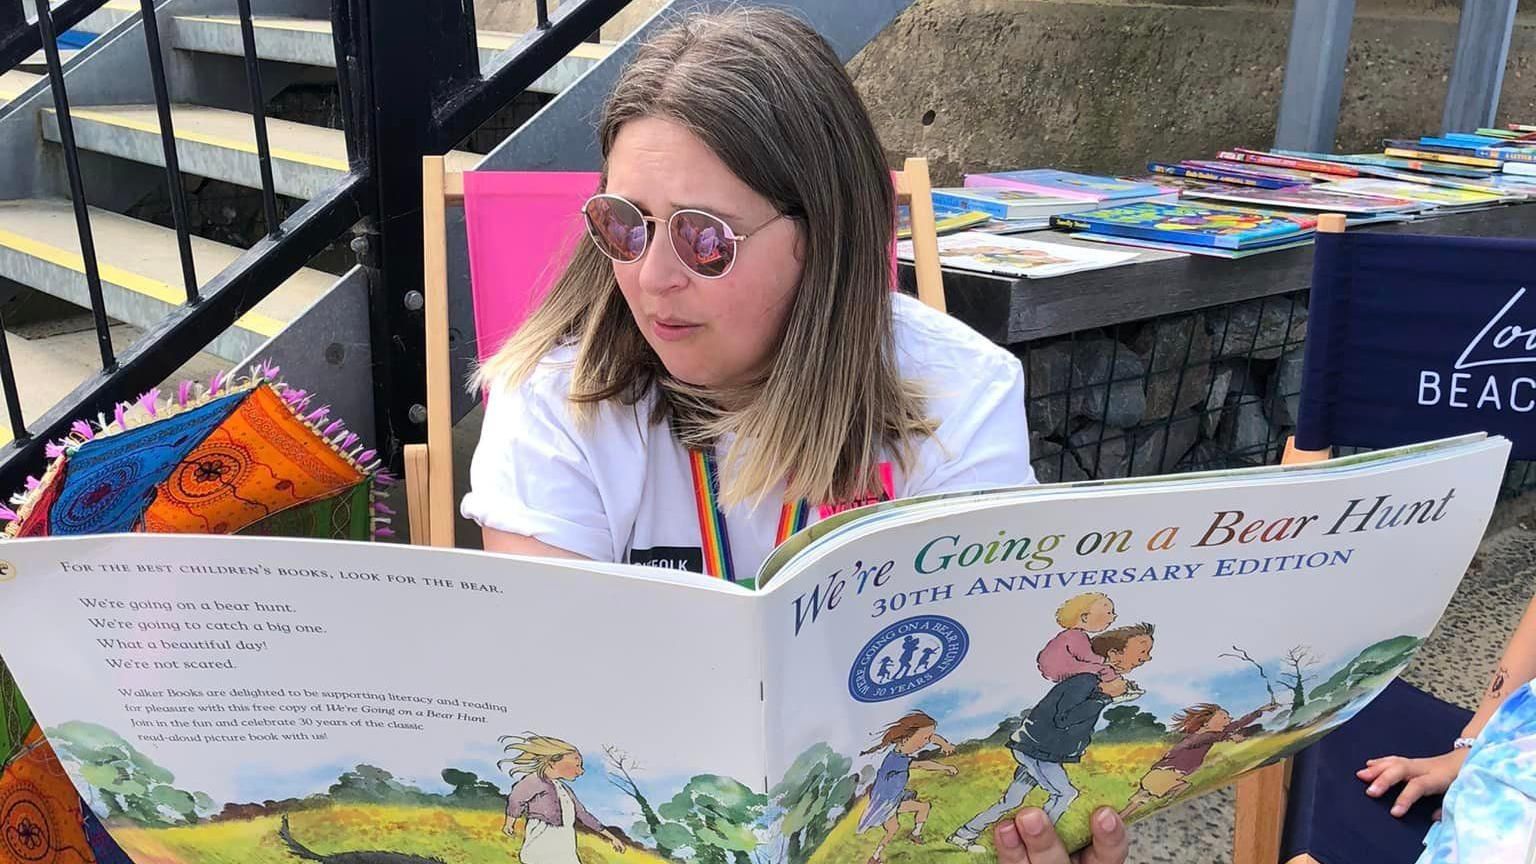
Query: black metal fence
0 0 633 494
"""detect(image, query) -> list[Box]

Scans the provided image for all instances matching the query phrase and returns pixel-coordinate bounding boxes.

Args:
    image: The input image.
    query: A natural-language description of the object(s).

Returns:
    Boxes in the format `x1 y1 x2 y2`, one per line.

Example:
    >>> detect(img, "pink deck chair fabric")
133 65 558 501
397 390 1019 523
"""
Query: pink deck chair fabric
463 171 602 364
461 171 903 372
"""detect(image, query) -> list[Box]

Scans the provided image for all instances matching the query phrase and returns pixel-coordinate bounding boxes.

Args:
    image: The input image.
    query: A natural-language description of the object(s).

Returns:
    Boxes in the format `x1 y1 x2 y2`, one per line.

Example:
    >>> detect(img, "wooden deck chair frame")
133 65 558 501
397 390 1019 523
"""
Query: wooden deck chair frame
408 155 948 548
1231 214 1347 864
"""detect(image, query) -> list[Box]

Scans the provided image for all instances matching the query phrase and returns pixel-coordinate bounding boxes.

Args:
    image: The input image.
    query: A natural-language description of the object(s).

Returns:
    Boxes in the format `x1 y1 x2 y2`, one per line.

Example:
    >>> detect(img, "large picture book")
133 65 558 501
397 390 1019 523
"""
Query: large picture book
929 188 1103 220
0 436 1510 862
1317 178 1511 209
1051 201 1316 250
1178 183 1421 214
897 230 1142 278
961 169 1170 203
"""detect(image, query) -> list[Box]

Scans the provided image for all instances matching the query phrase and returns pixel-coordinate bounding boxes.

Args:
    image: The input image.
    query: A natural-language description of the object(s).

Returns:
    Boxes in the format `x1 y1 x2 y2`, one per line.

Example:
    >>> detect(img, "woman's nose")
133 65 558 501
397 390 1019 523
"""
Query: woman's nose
635 229 690 296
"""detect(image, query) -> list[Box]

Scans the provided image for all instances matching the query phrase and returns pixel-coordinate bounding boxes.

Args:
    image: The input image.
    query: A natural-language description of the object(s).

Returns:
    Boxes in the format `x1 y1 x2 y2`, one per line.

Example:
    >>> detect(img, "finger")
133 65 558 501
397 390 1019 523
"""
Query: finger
1015 809 1071 864
993 820 1031 864
1392 779 1429 818
1365 765 1408 797
1081 808 1129 864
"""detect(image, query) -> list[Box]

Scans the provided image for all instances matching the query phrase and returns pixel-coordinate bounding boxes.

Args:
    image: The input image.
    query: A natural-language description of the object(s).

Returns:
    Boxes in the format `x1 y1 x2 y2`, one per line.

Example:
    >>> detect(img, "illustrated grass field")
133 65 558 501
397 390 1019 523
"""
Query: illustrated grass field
108 803 673 864
809 727 1323 862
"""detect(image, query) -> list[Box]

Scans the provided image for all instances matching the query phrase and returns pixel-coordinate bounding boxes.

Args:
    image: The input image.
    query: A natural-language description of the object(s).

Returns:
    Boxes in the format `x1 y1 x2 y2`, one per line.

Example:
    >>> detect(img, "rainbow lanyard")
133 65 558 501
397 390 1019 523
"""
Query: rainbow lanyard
689 448 808 582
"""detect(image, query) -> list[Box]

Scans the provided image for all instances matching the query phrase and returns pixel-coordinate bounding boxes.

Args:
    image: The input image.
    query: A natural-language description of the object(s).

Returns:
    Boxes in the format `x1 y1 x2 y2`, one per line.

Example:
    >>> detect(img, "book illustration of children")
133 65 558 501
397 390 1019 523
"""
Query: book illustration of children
949 624 1156 852
876 656 896 681
1036 592 1144 701
959 246 1072 272
500 734 626 864
856 710 958 864
894 635 921 679
1118 700 1281 819
916 645 938 673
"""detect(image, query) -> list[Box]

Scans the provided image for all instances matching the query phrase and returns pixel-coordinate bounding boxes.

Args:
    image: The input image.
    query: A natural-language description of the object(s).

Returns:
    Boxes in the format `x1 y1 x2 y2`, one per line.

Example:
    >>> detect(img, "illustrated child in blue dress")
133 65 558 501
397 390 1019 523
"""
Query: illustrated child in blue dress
856 710 958 864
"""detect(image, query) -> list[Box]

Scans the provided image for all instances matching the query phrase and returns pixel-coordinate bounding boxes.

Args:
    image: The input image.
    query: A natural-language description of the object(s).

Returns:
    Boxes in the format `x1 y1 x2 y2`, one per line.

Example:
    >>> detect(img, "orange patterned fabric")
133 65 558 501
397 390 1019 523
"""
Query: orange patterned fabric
0 727 95 864
142 385 364 534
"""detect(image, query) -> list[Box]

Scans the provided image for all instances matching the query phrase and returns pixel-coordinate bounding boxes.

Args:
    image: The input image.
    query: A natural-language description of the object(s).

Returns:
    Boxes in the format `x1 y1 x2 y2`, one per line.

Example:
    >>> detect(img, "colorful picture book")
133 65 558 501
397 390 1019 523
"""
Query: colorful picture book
930 188 1102 220
1075 232 1315 259
1318 178 1510 209
0 436 1510 859
896 205 990 240
897 230 1141 279
1383 146 1502 169
1216 150 1359 177
1051 201 1316 250
1178 183 1421 215
1148 162 1294 189
1275 150 1495 179
962 169 1171 203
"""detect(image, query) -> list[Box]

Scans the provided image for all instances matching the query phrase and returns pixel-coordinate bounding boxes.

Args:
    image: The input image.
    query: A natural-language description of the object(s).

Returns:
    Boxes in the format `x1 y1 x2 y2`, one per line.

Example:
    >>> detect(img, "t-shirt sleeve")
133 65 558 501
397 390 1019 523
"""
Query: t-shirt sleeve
460 368 615 561
907 343 1036 496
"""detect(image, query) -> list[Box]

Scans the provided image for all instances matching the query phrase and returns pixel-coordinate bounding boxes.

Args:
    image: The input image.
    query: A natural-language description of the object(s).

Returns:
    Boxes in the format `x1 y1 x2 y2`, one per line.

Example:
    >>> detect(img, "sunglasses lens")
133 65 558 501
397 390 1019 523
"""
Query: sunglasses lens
583 196 648 263
671 211 736 278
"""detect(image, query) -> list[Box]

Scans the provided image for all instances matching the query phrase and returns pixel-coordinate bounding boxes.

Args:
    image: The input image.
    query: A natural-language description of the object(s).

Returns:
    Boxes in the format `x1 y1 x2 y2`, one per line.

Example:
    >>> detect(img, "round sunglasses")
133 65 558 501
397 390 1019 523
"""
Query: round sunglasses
580 193 785 279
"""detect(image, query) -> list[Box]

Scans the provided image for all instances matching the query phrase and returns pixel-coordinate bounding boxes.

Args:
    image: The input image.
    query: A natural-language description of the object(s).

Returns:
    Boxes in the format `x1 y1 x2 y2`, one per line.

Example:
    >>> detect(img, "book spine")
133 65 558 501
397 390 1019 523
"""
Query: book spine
963 174 1102 202
1221 150 1358 177
1051 214 1226 249
930 191 1012 220
1475 147 1536 164
1506 162 1536 177
1150 163 1269 189
1384 147 1501 168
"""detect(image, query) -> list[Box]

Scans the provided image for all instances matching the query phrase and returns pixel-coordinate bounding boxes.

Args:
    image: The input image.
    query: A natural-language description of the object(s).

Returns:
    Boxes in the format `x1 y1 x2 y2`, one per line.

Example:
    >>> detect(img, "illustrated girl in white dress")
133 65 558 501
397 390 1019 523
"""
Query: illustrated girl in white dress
501 734 626 864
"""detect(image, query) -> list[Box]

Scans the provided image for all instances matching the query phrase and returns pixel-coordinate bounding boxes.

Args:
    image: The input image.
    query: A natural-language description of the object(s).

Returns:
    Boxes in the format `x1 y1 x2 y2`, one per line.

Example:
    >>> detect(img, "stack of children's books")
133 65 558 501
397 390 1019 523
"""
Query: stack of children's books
1049 201 1318 259
910 122 1536 274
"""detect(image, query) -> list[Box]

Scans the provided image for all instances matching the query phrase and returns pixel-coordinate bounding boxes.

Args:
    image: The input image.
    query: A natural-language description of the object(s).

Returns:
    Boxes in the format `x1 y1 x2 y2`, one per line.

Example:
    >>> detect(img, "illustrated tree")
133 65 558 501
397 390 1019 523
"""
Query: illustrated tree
1220 646 1279 705
655 775 767 864
771 744 857 864
605 746 678 860
441 768 506 810
329 764 432 806
1096 706 1168 743
47 721 214 827
1278 646 1320 714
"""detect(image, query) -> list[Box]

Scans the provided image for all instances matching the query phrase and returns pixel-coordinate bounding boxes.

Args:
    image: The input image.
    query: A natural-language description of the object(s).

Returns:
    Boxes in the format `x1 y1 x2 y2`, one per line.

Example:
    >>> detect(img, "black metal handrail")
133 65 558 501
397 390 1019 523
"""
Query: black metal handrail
0 0 633 495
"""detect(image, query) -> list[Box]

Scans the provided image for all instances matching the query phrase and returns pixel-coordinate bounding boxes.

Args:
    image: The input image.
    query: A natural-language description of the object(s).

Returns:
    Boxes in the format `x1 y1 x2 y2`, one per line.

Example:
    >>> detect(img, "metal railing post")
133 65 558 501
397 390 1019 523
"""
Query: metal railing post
1442 0 1518 134
1273 0 1356 153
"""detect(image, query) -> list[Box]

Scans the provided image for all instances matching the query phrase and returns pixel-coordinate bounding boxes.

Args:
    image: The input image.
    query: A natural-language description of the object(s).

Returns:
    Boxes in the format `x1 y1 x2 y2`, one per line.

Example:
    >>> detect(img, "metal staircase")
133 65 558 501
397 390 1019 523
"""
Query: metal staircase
0 0 916 493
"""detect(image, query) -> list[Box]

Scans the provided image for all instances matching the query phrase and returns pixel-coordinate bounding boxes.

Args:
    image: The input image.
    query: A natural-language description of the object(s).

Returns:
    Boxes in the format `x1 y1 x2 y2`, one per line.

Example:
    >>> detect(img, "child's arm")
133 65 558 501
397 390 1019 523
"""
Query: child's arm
911 759 959 776
931 733 957 754
1062 630 1119 681
1360 590 1536 816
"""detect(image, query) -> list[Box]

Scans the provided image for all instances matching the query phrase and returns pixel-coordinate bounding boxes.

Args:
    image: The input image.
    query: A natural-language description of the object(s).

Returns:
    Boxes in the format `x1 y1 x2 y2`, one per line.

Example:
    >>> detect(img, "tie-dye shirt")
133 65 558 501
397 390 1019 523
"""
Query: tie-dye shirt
1418 682 1536 863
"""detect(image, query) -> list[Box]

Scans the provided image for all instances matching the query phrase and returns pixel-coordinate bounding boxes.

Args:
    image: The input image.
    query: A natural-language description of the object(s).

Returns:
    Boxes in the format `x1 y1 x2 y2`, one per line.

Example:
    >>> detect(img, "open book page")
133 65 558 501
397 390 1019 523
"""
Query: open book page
757 438 1506 858
0 535 766 864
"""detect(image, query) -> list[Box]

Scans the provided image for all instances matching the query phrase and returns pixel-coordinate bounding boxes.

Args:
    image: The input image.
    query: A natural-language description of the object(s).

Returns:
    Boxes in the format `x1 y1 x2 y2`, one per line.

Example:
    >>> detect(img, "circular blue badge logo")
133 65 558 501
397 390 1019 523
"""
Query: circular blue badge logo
848 615 969 703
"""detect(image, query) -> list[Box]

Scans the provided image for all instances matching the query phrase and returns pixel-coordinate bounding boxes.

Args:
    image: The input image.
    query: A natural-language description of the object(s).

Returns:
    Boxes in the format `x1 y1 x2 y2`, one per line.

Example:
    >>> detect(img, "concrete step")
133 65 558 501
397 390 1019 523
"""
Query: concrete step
32 0 139 34
0 309 226 448
40 103 480 199
19 49 78 71
167 15 611 95
0 71 42 106
0 199 335 361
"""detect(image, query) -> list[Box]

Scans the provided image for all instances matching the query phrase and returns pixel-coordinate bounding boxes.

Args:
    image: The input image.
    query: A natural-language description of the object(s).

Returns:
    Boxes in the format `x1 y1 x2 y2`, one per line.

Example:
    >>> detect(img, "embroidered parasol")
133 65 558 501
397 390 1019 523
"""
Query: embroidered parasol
0 363 393 863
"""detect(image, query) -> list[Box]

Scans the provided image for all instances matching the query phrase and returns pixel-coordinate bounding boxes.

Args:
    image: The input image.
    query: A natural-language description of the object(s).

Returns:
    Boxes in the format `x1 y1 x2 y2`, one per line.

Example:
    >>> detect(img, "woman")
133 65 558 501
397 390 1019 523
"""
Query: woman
467 8 1128 863
461 7 1035 582
501 734 626 864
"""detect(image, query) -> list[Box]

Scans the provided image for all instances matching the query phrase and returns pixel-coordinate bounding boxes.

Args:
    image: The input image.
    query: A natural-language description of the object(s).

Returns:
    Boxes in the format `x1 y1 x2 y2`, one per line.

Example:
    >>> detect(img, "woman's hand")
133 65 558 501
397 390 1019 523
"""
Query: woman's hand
993 807 1128 864
1357 749 1469 817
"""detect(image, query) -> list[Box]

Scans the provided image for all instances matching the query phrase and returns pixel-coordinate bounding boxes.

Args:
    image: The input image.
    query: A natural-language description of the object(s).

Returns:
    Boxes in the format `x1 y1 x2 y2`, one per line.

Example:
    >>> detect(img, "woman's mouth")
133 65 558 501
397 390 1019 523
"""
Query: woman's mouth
651 318 702 342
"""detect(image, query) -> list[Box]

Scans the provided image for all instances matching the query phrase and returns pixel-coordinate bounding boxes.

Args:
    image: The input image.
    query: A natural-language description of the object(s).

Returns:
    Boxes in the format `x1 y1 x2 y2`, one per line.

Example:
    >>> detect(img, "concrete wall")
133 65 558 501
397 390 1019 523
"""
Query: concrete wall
850 0 1536 185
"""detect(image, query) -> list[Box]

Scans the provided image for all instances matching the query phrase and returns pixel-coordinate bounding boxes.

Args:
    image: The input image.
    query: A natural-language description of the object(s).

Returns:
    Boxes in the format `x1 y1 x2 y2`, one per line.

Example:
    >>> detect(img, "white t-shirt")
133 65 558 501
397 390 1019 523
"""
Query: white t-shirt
462 292 1036 577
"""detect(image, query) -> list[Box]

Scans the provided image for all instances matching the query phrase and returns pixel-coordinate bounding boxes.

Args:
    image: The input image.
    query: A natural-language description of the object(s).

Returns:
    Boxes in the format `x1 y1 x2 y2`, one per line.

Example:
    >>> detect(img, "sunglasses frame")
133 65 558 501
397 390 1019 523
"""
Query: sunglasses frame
580 193 784 280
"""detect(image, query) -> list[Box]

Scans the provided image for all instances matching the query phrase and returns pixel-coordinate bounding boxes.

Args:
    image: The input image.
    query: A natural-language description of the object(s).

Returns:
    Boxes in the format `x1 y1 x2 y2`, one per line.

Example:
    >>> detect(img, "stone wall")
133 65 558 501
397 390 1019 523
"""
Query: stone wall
1020 295 1309 483
851 0 1536 185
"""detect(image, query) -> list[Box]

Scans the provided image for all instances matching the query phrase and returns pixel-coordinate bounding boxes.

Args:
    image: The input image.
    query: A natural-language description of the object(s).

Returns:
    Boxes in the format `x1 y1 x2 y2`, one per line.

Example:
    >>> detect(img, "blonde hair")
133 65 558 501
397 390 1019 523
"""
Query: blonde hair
1055 592 1112 628
474 7 933 508
498 734 579 778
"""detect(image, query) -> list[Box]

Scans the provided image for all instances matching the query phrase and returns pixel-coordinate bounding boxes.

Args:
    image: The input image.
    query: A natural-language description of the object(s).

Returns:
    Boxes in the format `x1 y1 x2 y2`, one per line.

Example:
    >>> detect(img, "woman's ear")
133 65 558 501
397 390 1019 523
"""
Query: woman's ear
792 221 806 265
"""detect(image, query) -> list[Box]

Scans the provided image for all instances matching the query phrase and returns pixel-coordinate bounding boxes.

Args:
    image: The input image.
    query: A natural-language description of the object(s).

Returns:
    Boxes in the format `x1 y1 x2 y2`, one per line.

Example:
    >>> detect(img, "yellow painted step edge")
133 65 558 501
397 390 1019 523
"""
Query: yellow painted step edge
56 107 350 173
0 226 286 338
